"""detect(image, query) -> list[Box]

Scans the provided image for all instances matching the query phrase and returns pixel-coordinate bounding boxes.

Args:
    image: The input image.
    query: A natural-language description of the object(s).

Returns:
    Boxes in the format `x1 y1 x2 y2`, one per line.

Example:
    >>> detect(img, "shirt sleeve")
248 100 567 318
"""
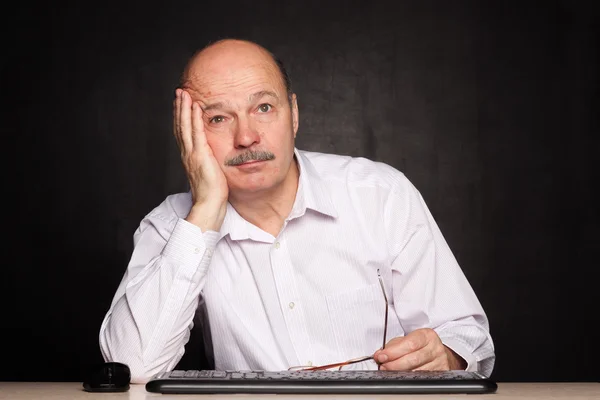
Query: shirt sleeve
99 213 220 383
384 173 496 377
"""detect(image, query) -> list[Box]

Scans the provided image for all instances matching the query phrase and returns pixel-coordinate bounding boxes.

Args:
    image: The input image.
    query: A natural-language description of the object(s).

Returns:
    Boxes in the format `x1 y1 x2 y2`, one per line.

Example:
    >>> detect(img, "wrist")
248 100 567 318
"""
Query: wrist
186 200 227 232
444 346 467 370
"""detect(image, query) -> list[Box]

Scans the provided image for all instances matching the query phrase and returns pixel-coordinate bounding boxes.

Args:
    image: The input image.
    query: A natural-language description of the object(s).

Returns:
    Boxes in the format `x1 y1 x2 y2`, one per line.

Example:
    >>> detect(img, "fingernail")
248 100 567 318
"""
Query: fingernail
377 354 388 363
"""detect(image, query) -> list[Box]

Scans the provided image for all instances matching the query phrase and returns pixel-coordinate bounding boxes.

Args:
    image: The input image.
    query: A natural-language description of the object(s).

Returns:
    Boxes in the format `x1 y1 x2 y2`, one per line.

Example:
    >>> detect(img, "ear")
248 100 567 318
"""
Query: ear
291 93 299 138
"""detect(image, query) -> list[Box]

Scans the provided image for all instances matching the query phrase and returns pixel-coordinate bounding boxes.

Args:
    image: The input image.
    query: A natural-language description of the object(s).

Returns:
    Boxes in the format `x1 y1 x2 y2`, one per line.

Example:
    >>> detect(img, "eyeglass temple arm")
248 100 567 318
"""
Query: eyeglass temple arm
377 269 389 351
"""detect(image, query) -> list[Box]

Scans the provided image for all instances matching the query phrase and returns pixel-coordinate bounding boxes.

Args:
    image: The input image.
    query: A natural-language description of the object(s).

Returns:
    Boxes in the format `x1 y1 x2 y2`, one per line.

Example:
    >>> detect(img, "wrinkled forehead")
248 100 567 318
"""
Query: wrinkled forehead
184 58 285 104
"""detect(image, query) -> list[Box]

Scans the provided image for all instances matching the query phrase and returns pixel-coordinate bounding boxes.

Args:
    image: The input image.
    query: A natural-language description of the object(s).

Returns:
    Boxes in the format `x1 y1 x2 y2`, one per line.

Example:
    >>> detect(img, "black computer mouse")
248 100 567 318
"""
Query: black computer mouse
82 361 131 392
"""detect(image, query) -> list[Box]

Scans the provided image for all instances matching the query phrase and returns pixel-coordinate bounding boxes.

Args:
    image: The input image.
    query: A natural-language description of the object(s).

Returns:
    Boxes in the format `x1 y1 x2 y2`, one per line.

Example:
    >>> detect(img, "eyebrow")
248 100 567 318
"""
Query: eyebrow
249 90 279 102
201 90 280 112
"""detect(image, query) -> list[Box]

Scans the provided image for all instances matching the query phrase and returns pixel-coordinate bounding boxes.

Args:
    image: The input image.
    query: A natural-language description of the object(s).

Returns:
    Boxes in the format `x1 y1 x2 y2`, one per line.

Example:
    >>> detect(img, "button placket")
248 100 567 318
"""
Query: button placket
270 236 312 364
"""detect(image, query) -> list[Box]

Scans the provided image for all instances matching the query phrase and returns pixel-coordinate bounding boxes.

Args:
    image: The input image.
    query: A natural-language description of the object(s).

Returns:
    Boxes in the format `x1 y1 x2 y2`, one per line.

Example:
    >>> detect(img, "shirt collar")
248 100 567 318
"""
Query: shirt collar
290 148 338 220
218 148 337 241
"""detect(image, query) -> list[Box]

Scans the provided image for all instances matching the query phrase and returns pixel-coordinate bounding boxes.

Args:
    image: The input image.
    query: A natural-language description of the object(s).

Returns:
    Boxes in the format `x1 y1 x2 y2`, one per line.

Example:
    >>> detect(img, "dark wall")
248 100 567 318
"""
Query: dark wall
2 0 598 382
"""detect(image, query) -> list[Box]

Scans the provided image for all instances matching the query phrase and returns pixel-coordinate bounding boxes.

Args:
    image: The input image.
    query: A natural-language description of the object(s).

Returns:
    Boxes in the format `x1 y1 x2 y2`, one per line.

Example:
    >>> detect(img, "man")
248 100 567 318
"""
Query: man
99 38 495 383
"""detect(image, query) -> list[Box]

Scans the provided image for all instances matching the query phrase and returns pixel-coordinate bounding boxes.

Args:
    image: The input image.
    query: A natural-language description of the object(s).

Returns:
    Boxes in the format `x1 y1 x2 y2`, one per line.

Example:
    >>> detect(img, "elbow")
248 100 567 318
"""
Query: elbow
99 335 158 384
101 355 163 384
102 351 164 384
129 361 175 384
129 367 156 384
100 347 174 384
99 316 183 384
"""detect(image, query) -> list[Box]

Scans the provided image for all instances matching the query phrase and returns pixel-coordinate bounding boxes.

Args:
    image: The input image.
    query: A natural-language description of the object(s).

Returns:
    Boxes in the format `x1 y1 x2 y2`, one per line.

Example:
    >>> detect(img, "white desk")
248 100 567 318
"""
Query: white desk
0 382 598 399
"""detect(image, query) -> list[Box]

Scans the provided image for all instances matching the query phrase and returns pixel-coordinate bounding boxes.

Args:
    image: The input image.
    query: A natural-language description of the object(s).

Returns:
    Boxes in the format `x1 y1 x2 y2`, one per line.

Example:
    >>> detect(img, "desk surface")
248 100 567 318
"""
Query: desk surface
0 382 598 400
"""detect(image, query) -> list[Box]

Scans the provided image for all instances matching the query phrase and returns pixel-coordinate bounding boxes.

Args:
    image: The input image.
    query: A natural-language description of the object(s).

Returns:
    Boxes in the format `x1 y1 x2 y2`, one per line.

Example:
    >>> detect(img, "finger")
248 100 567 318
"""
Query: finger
412 360 447 372
191 101 209 151
375 335 427 364
179 90 193 152
380 345 435 371
173 89 183 149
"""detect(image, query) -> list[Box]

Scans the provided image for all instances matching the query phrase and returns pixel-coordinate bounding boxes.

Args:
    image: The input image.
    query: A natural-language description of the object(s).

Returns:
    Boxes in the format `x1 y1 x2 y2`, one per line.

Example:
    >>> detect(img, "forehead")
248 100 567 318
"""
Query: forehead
185 55 285 105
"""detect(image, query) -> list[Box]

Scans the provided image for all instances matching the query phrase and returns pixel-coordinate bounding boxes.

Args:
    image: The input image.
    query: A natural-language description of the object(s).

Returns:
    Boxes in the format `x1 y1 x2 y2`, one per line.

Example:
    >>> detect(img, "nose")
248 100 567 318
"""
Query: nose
233 116 260 149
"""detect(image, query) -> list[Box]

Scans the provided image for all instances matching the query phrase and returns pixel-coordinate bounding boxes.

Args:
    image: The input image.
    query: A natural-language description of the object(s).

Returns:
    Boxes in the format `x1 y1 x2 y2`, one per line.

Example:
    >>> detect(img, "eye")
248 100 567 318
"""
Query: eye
257 104 272 113
210 115 225 124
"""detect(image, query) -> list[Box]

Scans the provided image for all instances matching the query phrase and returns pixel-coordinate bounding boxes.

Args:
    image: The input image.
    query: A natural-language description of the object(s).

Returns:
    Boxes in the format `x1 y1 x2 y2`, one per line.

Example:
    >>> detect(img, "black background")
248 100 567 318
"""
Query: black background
2 0 598 382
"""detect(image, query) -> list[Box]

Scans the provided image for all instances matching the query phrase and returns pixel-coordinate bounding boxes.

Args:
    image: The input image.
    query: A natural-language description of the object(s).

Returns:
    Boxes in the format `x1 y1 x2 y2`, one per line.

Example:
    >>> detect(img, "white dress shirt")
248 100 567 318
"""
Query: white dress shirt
99 148 495 383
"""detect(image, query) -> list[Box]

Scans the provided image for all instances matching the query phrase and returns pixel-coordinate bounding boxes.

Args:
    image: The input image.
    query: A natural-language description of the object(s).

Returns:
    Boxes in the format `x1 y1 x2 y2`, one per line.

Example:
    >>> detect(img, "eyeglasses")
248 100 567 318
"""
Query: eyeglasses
288 269 389 372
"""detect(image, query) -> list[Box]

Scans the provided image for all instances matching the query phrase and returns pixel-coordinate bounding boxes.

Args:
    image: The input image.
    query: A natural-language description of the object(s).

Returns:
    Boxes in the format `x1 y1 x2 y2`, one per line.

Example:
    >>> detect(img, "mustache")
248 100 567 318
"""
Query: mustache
224 150 275 166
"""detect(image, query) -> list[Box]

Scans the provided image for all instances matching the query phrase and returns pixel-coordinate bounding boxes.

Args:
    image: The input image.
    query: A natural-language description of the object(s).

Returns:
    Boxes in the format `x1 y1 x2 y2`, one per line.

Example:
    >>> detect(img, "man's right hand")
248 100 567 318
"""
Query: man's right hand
174 88 228 232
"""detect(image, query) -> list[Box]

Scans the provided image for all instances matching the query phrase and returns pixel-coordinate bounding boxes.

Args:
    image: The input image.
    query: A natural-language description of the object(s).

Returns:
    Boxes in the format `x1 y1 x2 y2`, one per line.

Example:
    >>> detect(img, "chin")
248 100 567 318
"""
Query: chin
228 175 278 194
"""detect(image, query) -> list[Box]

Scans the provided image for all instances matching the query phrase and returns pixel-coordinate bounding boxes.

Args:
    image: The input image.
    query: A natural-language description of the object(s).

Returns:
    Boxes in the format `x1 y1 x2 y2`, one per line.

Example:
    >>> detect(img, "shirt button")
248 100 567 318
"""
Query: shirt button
307 361 313 366
289 302 295 309
274 242 280 249
194 248 200 254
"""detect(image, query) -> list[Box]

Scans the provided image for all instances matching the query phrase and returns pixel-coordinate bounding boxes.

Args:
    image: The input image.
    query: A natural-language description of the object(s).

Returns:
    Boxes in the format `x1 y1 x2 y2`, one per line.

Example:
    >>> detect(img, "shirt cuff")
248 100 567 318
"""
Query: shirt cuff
441 337 478 372
162 218 220 268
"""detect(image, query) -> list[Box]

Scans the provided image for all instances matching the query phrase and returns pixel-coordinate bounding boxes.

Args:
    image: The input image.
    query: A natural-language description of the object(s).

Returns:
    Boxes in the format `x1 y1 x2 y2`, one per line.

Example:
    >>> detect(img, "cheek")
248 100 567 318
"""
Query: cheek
260 121 294 148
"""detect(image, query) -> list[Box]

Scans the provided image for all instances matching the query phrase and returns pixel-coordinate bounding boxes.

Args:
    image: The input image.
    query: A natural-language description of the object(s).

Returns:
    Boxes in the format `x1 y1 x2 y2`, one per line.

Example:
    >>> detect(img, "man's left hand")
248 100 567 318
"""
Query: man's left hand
373 328 467 371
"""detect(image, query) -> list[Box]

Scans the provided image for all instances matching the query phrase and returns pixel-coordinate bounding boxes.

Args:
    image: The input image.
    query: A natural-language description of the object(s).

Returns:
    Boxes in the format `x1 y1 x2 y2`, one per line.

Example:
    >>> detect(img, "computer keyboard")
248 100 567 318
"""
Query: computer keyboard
145 369 498 394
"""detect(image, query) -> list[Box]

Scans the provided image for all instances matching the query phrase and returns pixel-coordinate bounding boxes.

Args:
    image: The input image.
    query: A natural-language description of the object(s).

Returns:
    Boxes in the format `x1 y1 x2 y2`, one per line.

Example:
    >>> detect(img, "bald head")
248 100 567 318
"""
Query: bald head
180 39 292 103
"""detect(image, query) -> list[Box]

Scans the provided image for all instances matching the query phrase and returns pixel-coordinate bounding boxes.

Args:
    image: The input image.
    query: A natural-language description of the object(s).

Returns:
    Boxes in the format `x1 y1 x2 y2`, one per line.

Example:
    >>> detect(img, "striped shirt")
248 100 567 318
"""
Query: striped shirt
99 148 495 383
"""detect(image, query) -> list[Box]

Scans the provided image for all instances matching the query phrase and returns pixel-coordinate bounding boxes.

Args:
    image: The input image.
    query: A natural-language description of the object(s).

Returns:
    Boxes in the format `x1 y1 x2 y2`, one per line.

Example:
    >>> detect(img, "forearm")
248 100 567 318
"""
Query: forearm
99 219 219 383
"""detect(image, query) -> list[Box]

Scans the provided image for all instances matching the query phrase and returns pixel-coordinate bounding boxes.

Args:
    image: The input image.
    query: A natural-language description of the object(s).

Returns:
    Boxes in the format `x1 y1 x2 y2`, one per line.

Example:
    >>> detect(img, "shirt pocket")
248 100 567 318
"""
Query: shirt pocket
325 283 387 362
